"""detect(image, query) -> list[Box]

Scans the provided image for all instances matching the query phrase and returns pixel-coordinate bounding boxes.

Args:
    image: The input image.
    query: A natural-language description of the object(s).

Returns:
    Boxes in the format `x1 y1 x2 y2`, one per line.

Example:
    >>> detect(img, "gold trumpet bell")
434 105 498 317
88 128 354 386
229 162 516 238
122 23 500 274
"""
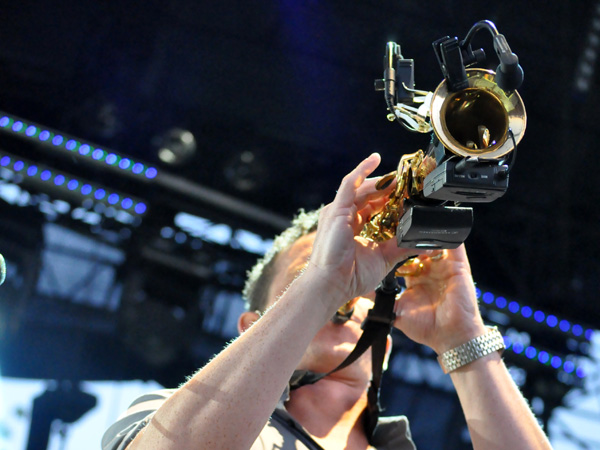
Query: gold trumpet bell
429 68 527 160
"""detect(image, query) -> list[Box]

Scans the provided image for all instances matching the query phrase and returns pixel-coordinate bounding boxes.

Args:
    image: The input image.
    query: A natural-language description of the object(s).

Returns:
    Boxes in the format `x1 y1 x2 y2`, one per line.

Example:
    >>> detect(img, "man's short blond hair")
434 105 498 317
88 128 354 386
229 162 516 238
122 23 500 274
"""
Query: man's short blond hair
242 208 320 313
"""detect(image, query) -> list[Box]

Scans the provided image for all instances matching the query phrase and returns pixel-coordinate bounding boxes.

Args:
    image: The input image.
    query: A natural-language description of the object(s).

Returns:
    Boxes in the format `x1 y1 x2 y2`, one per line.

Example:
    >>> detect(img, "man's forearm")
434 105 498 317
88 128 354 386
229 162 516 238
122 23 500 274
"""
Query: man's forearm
450 352 552 449
128 272 338 450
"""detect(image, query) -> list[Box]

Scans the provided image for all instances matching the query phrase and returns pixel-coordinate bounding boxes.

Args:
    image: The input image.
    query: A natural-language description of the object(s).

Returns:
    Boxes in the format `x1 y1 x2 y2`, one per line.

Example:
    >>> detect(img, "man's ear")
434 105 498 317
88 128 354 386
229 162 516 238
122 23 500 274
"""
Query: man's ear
238 311 260 334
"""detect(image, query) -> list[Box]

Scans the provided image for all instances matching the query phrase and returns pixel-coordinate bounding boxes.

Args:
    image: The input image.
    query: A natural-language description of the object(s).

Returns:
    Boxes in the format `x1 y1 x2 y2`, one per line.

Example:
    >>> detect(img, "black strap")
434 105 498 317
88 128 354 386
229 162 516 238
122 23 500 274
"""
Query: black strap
289 260 408 441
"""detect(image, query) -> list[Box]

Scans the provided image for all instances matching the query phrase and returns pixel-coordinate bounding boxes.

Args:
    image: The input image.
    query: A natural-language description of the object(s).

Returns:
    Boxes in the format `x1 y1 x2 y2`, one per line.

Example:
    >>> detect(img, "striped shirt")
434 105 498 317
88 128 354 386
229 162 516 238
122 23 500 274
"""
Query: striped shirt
101 388 416 450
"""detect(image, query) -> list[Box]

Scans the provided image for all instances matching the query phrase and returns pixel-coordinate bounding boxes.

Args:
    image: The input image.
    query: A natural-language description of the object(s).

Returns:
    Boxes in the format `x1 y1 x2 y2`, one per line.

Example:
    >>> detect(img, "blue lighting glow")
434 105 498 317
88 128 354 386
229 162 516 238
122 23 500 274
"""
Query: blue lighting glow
585 329 594 340
551 356 562 369
41 170 51 181
54 175 65 186
94 189 106 200
559 320 570 332
13 161 24 171
546 315 558 327
513 342 524 354
0 114 155 184
521 306 532 318
482 292 494 304
495 296 507 309
135 203 147 214
525 346 537 359
27 166 38 176
572 325 583 336
0 156 9 166
503 336 512 348
564 361 575 373
508 301 519 313
121 198 133 209
81 184 92 195
576 367 585 378
534 310 545 323
538 351 550 364
106 153 117 165
108 193 119 205
145 167 158 179
67 180 78 190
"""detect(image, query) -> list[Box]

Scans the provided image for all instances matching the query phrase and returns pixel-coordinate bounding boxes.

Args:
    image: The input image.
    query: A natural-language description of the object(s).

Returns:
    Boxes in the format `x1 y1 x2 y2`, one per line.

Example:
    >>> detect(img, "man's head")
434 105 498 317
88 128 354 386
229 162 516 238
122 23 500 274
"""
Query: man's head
238 207 391 379
242 208 320 314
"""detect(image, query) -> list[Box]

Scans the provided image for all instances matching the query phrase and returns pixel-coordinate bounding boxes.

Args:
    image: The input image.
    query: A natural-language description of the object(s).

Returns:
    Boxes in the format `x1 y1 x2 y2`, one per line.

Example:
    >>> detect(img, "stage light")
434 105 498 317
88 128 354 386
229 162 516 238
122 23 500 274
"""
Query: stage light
155 128 197 166
0 149 148 218
525 346 537 359
508 301 519 313
559 320 571 332
495 297 507 309
0 111 159 179
551 356 562 369
106 154 118 165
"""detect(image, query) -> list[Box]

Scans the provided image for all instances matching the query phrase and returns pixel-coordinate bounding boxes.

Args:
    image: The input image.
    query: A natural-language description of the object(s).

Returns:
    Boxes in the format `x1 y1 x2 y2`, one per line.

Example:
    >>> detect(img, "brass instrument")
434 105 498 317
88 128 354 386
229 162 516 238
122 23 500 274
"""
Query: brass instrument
362 20 526 250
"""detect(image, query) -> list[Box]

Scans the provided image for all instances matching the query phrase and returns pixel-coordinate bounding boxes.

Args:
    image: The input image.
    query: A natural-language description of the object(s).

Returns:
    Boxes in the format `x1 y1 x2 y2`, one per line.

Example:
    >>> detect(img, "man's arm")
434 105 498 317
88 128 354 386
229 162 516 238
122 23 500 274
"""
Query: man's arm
124 153 419 449
394 246 552 449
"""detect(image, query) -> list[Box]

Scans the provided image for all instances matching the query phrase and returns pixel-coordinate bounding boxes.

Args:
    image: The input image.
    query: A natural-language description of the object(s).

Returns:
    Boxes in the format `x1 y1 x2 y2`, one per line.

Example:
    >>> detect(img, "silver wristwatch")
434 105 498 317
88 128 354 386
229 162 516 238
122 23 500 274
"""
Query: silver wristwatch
438 326 505 374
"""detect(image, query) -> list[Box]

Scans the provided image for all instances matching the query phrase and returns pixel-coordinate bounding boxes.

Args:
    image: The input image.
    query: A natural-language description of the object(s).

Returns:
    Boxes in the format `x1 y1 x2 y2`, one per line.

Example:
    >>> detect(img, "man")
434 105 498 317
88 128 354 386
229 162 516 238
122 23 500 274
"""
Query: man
102 153 552 449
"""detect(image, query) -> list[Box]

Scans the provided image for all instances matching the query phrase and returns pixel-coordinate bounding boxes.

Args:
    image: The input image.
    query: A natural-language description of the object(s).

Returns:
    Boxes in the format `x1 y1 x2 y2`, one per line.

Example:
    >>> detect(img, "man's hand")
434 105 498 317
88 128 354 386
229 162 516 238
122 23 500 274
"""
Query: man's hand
306 153 425 313
393 245 487 355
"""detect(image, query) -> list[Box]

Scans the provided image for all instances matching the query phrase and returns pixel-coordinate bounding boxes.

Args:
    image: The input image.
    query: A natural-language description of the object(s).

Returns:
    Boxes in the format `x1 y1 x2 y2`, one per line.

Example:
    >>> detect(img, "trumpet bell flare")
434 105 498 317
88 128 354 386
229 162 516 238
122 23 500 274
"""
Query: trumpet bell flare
430 69 527 159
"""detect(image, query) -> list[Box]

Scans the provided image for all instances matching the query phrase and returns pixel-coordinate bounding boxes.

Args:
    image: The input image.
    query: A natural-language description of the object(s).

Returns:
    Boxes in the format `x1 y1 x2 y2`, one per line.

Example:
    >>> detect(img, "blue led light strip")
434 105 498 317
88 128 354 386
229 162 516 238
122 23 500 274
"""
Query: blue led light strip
475 287 594 341
0 113 158 180
502 335 586 380
0 151 147 216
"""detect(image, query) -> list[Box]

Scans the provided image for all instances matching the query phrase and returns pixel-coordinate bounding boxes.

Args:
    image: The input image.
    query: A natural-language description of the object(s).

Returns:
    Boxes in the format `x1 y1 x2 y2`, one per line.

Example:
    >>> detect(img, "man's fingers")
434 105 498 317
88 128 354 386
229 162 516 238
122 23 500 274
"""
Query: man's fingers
333 153 381 209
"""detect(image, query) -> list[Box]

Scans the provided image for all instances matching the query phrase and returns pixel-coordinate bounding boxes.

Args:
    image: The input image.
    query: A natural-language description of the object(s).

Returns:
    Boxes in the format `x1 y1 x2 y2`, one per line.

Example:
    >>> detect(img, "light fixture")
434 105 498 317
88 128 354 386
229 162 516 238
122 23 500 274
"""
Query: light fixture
155 128 197 166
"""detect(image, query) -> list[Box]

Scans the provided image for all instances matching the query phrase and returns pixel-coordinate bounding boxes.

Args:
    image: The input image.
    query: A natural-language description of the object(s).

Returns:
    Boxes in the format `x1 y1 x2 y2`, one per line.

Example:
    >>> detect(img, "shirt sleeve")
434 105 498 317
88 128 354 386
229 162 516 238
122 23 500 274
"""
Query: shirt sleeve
101 389 175 450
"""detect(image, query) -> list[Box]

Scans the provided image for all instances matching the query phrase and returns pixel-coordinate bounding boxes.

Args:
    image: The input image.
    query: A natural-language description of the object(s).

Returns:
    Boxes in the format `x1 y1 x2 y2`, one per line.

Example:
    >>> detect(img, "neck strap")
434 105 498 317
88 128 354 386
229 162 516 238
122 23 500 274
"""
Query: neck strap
289 263 404 440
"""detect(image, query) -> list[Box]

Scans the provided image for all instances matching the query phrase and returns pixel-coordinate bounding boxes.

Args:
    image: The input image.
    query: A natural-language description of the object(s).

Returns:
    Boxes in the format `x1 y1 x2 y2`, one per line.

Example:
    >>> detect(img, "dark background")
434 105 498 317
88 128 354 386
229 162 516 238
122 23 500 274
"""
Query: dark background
0 1 598 448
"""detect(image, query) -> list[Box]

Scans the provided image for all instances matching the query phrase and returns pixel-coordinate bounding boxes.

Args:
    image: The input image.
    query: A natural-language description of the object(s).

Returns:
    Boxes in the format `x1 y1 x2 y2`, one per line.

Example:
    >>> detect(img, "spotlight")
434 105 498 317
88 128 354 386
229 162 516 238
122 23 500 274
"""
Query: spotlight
223 150 266 192
155 128 196 165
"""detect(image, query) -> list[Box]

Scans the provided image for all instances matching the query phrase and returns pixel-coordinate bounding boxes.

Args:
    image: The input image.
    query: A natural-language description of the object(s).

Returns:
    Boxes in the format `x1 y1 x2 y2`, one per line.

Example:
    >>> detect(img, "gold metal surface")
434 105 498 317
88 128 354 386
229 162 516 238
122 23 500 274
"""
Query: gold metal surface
361 67 526 246
430 68 526 159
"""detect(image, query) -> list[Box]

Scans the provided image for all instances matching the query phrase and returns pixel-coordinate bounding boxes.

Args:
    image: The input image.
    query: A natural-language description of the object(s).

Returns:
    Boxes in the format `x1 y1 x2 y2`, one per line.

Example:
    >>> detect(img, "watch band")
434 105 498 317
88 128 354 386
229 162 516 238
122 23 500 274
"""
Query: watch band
438 326 505 374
